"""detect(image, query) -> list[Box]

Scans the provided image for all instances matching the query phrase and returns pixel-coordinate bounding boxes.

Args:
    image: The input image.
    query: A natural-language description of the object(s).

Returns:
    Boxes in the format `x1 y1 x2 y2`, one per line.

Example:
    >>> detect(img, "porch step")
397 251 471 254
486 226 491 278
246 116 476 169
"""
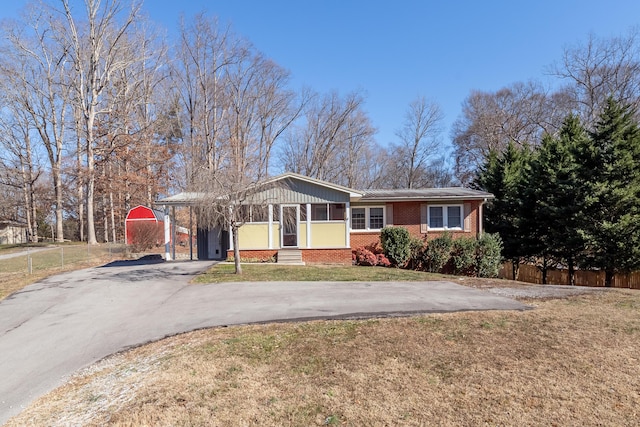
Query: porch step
277 249 305 265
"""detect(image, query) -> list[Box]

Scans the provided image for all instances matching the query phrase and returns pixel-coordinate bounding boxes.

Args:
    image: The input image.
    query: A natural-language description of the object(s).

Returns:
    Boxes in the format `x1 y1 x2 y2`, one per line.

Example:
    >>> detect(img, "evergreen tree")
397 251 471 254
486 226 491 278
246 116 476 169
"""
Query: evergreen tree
526 115 587 285
474 142 533 272
573 99 640 287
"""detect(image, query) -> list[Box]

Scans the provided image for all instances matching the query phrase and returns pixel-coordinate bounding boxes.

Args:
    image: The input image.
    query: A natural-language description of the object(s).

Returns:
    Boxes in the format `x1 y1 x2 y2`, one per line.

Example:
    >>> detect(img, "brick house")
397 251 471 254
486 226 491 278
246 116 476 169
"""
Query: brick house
157 173 493 264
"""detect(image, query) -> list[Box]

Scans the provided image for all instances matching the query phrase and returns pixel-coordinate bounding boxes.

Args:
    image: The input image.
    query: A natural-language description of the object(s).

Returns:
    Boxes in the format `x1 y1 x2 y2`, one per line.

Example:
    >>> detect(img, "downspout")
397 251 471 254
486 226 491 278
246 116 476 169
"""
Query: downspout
479 198 487 236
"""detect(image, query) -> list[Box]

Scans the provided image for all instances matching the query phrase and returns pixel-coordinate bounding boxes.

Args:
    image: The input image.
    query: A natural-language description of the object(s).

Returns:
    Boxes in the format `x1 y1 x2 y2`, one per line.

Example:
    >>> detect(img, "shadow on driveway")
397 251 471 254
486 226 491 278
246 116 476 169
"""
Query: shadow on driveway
100 254 165 268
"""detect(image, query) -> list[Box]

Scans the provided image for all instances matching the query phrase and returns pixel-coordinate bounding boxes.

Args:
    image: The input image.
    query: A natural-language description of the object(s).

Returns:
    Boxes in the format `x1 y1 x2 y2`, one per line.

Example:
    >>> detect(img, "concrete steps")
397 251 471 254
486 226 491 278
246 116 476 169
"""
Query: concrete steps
277 249 305 265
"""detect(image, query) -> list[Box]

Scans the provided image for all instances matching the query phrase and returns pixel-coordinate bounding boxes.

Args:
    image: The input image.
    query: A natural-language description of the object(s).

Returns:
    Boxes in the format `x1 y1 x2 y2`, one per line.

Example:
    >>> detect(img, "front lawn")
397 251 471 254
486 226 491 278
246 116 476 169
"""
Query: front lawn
194 263 446 283
9 289 639 426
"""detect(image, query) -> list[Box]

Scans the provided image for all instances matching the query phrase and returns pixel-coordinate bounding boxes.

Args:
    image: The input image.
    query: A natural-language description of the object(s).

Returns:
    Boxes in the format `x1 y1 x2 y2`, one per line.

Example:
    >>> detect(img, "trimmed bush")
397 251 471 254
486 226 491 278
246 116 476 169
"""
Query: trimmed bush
380 226 411 266
406 236 426 270
452 237 477 275
376 253 391 267
355 247 377 266
476 233 503 277
424 232 453 273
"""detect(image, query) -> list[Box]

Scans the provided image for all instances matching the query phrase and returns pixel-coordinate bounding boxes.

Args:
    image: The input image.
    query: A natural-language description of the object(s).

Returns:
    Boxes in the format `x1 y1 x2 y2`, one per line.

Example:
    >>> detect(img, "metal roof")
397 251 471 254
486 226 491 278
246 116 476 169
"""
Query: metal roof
155 175 494 206
357 187 494 201
155 192 205 206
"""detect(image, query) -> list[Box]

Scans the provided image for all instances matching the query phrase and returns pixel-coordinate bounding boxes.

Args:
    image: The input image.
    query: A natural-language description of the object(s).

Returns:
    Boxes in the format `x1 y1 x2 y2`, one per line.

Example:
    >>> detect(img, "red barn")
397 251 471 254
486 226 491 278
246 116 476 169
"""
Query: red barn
125 205 165 247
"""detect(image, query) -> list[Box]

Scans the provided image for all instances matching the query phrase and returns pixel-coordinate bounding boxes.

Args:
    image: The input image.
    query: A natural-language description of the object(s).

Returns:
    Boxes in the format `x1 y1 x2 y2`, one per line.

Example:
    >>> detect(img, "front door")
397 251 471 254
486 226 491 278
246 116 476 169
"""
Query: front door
281 205 299 247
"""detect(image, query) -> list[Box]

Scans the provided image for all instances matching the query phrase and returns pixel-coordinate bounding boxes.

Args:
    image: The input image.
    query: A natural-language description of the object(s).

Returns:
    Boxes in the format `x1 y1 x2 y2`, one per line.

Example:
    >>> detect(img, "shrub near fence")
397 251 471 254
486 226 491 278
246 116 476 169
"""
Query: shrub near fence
499 262 640 289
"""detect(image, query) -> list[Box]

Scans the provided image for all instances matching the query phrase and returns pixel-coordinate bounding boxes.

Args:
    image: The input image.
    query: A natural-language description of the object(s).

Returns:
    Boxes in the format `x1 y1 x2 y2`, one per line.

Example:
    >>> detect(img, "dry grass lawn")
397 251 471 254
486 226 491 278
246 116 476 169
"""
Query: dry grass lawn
194 263 447 283
7 287 640 426
0 244 125 300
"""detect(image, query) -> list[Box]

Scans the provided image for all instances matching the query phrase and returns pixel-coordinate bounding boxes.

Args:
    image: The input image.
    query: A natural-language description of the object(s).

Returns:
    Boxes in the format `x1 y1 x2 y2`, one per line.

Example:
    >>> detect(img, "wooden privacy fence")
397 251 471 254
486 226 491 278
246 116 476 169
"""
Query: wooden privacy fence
499 262 640 289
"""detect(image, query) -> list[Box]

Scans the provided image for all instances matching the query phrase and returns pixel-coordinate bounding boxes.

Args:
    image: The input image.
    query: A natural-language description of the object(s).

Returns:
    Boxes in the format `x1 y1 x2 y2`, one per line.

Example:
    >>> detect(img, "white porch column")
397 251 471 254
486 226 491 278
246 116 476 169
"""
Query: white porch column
228 207 234 250
163 205 171 261
306 203 311 248
268 204 273 249
345 201 350 247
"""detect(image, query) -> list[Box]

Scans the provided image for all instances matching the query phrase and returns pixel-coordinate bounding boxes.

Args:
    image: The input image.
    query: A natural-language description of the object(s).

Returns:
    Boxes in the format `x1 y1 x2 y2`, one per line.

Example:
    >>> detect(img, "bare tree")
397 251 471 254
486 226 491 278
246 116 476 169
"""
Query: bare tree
0 107 42 242
392 96 444 189
254 58 305 177
191 169 284 274
173 14 240 185
550 29 640 125
452 81 568 185
281 90 376 185
60 0 143 244
0 8 73 242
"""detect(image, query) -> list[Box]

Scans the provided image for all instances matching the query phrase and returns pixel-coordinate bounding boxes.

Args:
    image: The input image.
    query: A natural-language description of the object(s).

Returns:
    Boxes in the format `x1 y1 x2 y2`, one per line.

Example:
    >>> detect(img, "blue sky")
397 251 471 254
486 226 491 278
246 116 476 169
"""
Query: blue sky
4 0 640 153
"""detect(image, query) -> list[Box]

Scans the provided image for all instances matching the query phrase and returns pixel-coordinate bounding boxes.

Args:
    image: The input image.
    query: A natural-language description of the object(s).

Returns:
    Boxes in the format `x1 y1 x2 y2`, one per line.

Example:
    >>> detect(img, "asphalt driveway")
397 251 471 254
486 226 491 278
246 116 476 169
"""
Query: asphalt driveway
0 261 528 424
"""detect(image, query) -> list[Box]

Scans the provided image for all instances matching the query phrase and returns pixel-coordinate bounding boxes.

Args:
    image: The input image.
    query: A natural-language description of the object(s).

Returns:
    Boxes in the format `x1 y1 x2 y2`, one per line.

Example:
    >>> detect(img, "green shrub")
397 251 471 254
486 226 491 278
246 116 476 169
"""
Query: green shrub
406 236 426 270
476 233 503 277
452 237 477 275
380 226 411 266
424 232 453 273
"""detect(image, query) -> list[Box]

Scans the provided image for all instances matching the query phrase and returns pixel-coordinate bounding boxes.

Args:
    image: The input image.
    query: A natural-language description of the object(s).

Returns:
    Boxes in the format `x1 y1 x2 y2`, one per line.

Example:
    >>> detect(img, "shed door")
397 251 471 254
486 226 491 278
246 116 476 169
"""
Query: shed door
281 205 299 247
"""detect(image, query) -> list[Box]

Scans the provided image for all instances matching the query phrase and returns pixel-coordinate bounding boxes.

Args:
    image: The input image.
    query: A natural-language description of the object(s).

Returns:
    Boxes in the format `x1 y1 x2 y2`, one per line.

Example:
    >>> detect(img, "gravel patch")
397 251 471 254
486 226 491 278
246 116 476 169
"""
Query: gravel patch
486 284 607 299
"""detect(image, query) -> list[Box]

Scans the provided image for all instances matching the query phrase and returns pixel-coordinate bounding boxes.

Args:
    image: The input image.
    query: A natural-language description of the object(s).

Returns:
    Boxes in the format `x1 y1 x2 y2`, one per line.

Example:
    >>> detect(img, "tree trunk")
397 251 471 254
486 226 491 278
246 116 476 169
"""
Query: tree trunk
110 191 116 243
53 164 64 243
103 193 109 243
568 256 575 286
232 223 242 274
540 254 549 285
76 111 84 242
86 118 98 245
605 269 614 288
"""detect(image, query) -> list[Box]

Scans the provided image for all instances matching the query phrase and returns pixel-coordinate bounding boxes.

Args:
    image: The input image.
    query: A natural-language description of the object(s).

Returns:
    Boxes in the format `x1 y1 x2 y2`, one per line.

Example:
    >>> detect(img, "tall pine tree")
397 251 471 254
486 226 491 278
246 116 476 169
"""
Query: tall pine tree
474 142 533 275
573 99 640 287
526 115 586 285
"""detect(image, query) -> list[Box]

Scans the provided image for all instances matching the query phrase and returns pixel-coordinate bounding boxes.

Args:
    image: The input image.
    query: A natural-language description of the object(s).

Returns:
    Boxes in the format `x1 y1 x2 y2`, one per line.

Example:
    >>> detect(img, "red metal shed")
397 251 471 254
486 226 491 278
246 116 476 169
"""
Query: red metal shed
125 205 165 246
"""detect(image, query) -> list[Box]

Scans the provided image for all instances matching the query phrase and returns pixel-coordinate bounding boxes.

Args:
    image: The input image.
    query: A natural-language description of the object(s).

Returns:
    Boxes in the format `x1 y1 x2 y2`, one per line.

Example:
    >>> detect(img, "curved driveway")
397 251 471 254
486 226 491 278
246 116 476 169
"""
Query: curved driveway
0 261 528 423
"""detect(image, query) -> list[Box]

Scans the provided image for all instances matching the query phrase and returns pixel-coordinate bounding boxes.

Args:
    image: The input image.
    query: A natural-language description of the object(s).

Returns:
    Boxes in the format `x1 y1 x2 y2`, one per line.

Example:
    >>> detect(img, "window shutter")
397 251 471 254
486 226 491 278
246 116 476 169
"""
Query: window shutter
420 204 428 233
386 204 393 226
463 203 471 232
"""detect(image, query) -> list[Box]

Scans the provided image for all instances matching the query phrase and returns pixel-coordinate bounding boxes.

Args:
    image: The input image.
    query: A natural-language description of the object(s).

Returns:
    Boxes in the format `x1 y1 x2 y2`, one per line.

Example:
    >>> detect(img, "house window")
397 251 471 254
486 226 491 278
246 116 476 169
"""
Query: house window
251 205 269 222
351 208 366 230
329 203 345 220
310 203 346 221
311 204 328 221
369 207 384 229
427 205 462 229
351 206 385 231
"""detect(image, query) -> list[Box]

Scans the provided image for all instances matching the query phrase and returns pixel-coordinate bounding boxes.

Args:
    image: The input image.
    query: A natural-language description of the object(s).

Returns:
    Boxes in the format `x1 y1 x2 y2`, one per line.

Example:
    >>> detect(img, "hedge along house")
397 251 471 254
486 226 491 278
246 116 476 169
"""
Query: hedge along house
157 173 494 264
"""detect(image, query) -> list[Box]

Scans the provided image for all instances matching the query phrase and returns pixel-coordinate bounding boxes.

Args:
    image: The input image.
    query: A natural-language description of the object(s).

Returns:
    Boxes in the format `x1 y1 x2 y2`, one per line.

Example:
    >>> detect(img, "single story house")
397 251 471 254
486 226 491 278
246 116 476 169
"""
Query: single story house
156 172 494 264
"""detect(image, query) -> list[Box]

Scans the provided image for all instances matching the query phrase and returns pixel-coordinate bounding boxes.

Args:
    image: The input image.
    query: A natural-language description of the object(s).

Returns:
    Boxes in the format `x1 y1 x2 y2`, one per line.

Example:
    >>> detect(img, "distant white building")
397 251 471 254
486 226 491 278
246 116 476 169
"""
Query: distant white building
0 220 28 244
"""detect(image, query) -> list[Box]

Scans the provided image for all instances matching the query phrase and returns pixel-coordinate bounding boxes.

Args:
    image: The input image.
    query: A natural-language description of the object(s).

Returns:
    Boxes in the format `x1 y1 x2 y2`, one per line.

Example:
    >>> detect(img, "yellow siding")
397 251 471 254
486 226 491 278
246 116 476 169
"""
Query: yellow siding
272 224 281 249
310 222 346 247
299 223 307 247
238 223 269 249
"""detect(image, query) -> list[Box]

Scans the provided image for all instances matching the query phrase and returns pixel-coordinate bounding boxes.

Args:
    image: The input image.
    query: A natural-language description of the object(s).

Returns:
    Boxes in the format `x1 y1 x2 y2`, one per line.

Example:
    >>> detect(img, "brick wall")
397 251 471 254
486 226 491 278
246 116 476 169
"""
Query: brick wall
226 249 277 262
301 249 352 265
349 200 483 250
227 249 352 265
